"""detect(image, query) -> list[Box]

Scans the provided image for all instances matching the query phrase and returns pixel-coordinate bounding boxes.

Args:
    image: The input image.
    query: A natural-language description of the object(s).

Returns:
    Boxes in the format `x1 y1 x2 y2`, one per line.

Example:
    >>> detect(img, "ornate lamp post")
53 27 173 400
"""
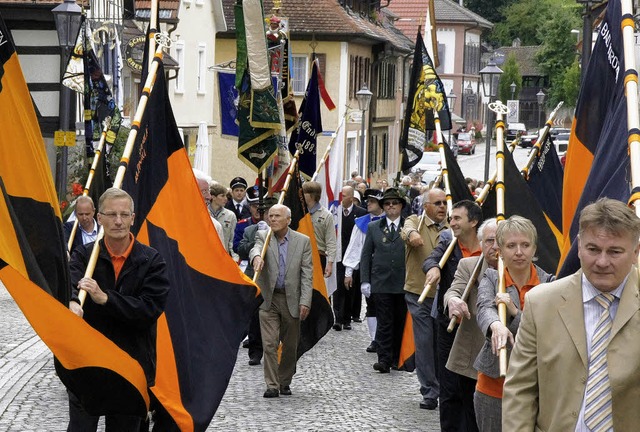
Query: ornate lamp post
52 0 82 201
447 90 457 112
356 83 373 177
510 82 516 100
479 60 503 182
536 89 546 128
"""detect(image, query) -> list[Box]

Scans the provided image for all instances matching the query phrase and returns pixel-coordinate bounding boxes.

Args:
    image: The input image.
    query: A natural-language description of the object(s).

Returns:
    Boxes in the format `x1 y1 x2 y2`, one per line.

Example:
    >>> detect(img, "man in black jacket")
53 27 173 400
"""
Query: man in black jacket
68 188 170 431
423 199 482 432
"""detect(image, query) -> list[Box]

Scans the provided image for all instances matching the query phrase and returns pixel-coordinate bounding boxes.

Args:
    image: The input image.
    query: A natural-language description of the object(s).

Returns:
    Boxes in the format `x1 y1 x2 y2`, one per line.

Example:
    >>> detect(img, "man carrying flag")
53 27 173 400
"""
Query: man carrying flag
250 204 313 398
68 188 169 430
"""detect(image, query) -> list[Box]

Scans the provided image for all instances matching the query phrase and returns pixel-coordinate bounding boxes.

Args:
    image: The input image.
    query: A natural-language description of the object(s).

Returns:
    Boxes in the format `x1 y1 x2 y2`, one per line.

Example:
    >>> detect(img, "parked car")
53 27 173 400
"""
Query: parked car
549 127 570 139
518 129 541 148
506 123 526 141
411 151 441 174
457 132 476 155
553 132 570 154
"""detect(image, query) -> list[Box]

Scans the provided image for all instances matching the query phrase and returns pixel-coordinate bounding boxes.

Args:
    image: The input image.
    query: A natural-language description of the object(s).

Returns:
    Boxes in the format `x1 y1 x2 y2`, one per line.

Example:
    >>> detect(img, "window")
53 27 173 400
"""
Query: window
436 43 446 74
463 43 480 75
174 41 185 94
376 60 396 99
350 55 371 99
291 55 308 95
197 43 206 94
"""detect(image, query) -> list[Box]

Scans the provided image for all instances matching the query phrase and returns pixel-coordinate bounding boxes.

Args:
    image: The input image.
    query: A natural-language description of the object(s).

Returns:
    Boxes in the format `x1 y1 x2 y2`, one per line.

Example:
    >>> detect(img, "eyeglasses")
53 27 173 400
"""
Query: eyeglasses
426 200 447 207
100 212 132 220
383 200 402 206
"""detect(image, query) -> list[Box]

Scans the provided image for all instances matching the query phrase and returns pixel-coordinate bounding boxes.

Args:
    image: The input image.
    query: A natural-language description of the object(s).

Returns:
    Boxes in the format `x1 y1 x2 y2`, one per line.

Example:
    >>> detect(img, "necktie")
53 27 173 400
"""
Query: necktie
584 293 614 431
344 208 349 217
236 204 242 214
390 222 396 234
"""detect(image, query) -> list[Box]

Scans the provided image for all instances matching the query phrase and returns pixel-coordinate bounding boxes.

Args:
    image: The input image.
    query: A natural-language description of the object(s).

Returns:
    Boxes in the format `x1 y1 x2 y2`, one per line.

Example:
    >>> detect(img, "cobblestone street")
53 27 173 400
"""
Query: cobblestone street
0 283 439 431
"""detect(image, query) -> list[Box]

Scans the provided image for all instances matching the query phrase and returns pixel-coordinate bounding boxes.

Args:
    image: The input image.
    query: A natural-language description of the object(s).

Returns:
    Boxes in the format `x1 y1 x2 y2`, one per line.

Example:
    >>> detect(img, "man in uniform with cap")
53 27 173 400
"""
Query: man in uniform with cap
226 176 251 220
360 188 407 373
343 188 385 352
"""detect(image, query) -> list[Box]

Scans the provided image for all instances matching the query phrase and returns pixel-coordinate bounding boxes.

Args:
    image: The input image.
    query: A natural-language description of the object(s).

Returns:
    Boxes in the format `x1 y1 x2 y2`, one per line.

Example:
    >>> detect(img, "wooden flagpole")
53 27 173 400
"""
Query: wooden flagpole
78 42 167 305
520 101 564 179
311 111 348 181
67 118 111 252
488 100 509 377
447 254 484 332
621 0 640 232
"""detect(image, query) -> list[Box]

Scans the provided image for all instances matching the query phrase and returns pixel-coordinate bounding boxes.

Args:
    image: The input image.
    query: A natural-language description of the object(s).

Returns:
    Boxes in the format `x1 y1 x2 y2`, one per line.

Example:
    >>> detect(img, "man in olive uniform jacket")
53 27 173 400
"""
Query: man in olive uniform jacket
360 188 406 373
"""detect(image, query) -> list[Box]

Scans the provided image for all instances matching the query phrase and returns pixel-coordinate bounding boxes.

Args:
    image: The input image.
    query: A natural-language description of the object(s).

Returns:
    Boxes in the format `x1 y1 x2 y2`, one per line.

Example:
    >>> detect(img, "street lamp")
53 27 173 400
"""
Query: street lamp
52 0 82 201
510 82 516 100
479 60 503 182
447 90 457 112
356 83 373 177
536 89 546 128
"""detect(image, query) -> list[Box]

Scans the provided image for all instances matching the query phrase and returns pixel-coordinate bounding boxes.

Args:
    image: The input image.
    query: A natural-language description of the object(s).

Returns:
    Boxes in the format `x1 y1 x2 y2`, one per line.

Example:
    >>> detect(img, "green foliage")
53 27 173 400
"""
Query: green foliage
464 0 517 27
107 125 130 182
535 7 581 107
561 60 581 108
498 54 522 102
492 0 552 46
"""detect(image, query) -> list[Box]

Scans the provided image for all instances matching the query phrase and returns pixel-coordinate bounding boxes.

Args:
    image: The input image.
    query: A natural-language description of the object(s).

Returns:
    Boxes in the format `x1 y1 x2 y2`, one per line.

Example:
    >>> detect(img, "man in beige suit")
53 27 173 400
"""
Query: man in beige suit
251 204 313 398
503 198 640 430
401 187 447 410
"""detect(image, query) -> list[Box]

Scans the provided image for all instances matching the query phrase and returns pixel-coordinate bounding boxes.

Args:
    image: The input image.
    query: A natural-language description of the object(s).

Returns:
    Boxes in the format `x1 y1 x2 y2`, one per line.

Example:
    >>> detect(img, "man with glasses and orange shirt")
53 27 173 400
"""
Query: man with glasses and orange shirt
360 188 407 374
67 188 169 431
401 188 448 410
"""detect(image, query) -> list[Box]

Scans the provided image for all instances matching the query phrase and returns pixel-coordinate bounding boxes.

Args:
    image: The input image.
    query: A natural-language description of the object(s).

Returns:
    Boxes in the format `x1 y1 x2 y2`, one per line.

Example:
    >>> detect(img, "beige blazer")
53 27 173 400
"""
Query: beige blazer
443 256 488 379
249 229 313 318
503 269 640 431
401 214 446 296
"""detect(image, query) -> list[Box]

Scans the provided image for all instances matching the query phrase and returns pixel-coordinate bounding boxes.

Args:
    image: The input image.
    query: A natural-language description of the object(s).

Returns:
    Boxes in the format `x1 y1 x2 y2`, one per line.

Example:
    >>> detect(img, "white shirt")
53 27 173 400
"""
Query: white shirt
79 219 98 245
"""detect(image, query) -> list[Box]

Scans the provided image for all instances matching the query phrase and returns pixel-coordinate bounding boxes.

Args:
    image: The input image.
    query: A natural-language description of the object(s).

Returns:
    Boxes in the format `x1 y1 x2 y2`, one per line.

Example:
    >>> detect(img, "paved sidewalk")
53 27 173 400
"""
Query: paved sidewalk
0 284 439 431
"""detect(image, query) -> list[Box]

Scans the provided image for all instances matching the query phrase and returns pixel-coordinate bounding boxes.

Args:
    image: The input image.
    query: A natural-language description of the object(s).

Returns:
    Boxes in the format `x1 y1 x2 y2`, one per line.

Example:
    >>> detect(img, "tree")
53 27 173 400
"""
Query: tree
464 0 516 27
498 54 522 102
561 60 581 108
535 7 581 107
492 0 554 46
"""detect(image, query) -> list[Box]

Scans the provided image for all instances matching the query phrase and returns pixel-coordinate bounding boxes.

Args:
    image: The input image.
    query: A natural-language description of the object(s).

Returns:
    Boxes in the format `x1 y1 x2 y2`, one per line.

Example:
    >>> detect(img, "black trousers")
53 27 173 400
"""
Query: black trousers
333 263 360 325
372 292 406 367
436 318 478 432
67 391 146 432
247 307 263 360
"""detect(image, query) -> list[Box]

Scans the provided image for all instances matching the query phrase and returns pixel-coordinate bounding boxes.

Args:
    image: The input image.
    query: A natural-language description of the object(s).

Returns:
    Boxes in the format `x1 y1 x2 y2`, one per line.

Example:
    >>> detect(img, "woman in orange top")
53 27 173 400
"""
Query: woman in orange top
473 216 555 432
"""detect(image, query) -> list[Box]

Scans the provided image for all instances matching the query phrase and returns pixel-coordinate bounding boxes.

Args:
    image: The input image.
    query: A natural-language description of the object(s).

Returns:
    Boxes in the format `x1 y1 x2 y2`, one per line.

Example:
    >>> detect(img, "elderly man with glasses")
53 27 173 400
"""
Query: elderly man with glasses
360 187 407 374
401 187 448 410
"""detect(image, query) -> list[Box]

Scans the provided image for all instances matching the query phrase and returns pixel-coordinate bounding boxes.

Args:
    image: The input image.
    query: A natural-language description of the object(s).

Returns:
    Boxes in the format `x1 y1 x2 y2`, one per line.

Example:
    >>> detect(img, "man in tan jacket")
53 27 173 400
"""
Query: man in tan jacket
401 188 447 410
503 198 640 430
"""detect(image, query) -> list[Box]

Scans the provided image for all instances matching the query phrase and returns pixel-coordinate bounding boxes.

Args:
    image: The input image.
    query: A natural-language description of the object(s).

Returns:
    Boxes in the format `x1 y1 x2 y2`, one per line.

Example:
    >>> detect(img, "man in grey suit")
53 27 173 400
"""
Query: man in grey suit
250 204 313 398
360 188 407 373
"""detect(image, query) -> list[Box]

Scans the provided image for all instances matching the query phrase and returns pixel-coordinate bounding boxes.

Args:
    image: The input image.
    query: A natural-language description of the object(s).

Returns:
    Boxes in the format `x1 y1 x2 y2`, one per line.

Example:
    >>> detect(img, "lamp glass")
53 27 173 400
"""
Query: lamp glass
447 91 457 110
536 89 546 105
479 61 503 99
356 84 373 112
52 0 82 48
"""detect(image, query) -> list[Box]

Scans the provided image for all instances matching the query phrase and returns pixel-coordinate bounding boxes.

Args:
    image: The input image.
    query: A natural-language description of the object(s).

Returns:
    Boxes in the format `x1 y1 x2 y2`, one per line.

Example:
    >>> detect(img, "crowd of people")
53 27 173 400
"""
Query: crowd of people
62 168 640 431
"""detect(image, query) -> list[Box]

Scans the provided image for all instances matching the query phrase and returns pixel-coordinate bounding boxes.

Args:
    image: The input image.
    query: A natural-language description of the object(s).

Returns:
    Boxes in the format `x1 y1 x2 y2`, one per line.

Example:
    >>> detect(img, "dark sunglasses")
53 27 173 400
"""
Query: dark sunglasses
383 200 402 206
426 200 446 207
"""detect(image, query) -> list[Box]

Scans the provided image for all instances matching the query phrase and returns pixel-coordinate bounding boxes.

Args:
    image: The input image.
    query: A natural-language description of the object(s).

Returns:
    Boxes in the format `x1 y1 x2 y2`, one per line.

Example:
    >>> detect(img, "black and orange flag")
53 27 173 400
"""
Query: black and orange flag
122 60 261 431
283 165 334 357
559 0 629 276
0 14 150 416
482 149 560 275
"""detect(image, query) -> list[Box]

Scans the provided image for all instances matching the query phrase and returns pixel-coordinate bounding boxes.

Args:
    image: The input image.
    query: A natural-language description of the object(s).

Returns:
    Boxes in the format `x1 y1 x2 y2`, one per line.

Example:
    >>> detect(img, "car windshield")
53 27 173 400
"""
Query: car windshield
458 133 472 140
556 133 570 140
